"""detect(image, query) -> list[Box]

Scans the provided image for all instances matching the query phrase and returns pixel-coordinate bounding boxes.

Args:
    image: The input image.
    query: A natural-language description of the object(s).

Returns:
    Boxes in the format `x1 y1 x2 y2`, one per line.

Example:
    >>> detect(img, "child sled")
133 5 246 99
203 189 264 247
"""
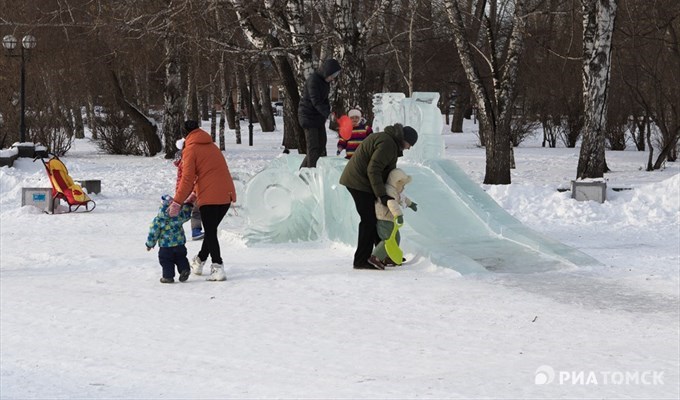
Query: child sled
36 154 96 213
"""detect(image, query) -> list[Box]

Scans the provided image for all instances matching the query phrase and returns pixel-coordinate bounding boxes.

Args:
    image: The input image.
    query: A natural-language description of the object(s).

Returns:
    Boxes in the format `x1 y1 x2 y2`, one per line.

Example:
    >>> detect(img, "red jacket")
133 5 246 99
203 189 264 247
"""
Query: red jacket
174 128 236 206
337 122 372 159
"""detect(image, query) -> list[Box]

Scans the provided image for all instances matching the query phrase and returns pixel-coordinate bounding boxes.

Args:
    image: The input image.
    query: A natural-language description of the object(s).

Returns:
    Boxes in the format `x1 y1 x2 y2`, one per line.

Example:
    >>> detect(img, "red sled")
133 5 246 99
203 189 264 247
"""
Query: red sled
37 154 96 213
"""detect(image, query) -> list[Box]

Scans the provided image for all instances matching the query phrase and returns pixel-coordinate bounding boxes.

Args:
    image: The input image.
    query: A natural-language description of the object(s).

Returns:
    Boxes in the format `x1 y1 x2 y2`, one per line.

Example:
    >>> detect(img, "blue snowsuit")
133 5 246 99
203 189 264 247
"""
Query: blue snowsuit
146 200 193 279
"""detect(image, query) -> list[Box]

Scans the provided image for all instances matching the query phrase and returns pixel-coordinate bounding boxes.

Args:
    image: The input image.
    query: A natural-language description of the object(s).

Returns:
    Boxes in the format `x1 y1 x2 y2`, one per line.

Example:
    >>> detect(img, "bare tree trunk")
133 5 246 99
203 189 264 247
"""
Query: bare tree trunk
186 63 199 122
225 82 237 131
451 88 470 133
161 34 184 159
109 67 161 156
210 87 217 142
329 0 384 115
86 96 97 139
217 55 228 150
632 114 647 151
201 91 210 121
255 65 275 132
73 108 85 139
444 0 526 184
646 123 654 171
653 131 680 169
577 0 618 179
231 0 312 152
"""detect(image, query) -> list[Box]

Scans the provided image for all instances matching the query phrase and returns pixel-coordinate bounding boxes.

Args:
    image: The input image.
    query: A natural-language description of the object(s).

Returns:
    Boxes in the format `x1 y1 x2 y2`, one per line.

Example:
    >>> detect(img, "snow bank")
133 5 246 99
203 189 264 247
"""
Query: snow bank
485 173 680 229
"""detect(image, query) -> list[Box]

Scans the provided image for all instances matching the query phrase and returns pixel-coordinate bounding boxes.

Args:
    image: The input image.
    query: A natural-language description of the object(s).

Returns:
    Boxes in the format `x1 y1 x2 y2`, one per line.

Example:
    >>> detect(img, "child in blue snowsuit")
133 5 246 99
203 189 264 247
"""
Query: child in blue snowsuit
146 194 195 283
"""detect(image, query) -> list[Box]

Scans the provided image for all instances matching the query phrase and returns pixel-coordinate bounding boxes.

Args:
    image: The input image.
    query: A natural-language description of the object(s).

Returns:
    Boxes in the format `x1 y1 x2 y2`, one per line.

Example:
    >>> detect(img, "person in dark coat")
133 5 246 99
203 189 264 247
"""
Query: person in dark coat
339 123 418 270
298 58 342 169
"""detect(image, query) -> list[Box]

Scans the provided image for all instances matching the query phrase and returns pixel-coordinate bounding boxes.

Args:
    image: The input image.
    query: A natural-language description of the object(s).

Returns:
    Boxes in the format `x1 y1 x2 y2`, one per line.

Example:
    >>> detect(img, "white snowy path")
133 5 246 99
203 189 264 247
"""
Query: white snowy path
1 121 678 399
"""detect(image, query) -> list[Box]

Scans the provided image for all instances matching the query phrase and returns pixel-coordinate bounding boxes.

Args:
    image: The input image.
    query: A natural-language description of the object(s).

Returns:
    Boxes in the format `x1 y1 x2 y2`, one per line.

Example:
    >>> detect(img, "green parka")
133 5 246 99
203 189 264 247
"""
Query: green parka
339 123 405 198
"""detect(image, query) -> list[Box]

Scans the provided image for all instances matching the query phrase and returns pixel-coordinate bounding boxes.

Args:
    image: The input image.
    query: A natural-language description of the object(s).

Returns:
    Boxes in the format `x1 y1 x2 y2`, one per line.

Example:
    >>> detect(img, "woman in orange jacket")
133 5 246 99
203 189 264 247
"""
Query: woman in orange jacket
170 120 237 281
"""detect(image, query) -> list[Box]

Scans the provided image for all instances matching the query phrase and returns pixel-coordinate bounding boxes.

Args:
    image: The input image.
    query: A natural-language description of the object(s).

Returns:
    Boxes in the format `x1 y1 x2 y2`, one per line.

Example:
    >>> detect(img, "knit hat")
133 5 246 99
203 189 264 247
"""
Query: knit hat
403 126 418 146
348 109 362 118
183 120 199 136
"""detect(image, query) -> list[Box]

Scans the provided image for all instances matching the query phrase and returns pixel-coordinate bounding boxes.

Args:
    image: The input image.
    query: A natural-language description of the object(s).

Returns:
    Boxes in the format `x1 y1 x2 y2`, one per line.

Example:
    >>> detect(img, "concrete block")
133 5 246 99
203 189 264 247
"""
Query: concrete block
76 179 101 194
22 187 55 213
571 180 606 203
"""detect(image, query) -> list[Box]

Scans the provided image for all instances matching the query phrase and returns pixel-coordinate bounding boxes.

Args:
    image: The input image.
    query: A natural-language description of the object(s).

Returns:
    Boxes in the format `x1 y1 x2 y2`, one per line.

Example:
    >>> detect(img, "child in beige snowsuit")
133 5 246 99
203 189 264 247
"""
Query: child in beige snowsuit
370 168 418 267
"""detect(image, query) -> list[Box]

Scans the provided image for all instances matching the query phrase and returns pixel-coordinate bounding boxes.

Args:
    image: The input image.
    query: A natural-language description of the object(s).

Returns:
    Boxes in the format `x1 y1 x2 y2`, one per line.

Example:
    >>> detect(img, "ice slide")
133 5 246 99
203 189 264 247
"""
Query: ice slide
242 155 601 274
242 92 602 274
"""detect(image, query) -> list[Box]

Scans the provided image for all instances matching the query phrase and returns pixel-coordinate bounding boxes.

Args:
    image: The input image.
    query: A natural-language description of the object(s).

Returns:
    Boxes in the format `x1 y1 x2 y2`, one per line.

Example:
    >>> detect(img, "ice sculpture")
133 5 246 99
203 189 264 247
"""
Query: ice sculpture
243 92 602 273
372 92 444 162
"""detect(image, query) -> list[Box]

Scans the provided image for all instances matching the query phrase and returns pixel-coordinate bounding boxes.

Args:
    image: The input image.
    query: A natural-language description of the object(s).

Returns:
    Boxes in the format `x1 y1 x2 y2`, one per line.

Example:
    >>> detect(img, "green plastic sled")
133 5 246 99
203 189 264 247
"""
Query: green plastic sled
385 216 404 265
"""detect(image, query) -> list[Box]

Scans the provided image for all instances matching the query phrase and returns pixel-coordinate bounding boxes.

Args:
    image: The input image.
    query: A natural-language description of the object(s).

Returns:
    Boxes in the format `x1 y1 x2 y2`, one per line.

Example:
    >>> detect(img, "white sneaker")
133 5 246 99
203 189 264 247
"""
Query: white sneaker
190 255 205 276
206 263 227 281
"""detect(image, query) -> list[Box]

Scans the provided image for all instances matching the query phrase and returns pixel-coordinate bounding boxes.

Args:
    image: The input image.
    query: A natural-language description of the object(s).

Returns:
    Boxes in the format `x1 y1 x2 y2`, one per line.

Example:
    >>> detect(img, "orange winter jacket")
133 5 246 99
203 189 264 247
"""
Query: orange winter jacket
174 128 236 206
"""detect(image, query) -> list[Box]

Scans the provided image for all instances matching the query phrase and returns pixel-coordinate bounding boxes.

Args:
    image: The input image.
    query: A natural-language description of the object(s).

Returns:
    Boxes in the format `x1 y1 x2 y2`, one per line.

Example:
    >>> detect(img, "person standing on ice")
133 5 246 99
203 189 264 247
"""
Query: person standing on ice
168 120 237 281
336 108 373 159
146 194 196 283
298 58 342 169
370 168 418 269
339 123 418 270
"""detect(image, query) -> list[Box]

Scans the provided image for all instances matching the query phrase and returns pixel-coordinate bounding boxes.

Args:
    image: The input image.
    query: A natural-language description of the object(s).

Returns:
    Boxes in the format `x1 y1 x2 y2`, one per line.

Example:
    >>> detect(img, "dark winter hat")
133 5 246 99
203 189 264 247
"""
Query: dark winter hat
403 126 418 146
321 58 342 79
184 120 200 135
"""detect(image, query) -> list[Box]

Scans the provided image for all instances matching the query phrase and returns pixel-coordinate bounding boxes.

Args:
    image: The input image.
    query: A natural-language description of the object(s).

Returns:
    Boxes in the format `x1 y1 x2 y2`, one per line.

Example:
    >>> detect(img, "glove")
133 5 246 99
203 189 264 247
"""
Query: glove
396 215 404 224
185 192 197 204
380 195 394 206
336 147 342 156
167 201 181 217
146 245 153 251
408 202 418 212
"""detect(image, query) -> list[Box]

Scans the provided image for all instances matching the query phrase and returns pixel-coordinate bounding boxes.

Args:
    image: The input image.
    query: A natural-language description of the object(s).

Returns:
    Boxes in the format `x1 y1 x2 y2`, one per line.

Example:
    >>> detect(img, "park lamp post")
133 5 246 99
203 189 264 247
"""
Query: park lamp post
2 34 37 144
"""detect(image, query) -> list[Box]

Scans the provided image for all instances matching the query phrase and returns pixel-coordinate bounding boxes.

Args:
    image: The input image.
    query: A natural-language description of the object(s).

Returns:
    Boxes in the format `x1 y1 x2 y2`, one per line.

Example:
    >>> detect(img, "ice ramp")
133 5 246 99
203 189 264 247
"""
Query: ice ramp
401 159 602 274
243 154 602 275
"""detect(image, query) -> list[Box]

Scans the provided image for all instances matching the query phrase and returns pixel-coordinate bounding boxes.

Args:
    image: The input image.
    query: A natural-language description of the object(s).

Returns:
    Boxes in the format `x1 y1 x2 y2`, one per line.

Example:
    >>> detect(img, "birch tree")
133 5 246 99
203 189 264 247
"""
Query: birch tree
444 0 528 184
576 0 618 179
322 0 390 114
229 0 313 152
162 33 185 158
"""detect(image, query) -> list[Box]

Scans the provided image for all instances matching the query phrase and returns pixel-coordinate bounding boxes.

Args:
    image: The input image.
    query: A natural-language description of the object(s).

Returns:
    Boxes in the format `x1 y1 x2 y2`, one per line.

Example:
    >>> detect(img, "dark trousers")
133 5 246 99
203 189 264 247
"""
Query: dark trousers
159 246 190 279
198 204 230 265
299 126 327 168
347 188 379 266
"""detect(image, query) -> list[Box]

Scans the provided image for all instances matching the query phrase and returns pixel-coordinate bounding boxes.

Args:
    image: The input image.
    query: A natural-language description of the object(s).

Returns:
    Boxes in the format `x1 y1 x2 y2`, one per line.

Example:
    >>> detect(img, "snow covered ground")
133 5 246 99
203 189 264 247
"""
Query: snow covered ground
1 118 678 399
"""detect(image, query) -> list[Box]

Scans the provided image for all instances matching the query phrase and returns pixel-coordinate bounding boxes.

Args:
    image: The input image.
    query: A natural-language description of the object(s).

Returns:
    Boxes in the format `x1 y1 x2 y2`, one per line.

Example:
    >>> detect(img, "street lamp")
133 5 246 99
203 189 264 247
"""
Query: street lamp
3 34 37 143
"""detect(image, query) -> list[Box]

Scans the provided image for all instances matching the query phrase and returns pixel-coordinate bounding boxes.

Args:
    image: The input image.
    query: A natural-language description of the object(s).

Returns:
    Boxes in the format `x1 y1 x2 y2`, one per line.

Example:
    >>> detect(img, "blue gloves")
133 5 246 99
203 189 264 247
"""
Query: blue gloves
408 202 418 212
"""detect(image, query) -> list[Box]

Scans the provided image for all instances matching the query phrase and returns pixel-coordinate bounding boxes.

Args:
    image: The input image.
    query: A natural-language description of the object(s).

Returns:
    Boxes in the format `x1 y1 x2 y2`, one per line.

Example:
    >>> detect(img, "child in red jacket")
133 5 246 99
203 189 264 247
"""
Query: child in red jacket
337 109 372 159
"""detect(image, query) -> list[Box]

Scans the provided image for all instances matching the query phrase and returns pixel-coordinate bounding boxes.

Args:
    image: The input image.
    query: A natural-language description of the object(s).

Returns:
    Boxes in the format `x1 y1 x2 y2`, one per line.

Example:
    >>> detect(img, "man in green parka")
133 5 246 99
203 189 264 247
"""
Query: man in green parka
339 123 418 270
